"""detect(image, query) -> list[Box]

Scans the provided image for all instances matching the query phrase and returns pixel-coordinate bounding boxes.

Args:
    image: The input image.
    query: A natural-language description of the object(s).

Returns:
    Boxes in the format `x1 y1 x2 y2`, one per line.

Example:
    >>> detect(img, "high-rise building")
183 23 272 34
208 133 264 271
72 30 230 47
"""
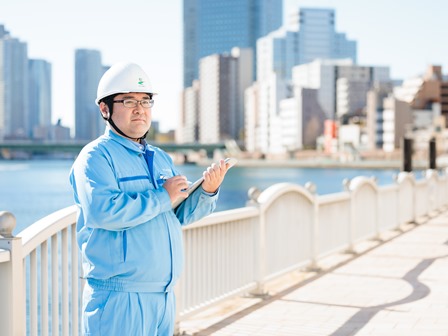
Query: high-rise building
180 80 200 143
366 82 394 150
278 88 327 151
0 26 29 140
29 59 52 140
183 0 282 88
256 7 357 84
246 7 358 153
293 59 390 120
381 96 413 152
337 78 371 119
199 48 253 143
75 49 106 141
291 8 357 65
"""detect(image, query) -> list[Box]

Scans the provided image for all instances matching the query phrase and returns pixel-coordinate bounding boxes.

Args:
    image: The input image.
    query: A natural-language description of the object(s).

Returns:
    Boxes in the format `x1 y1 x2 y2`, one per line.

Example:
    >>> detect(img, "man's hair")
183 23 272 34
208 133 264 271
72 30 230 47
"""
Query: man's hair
99 94 118 120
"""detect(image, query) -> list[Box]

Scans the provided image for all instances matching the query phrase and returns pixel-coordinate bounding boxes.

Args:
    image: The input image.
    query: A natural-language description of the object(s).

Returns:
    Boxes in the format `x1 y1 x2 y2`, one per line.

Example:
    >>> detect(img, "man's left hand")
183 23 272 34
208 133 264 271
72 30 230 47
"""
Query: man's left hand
201 159 231 193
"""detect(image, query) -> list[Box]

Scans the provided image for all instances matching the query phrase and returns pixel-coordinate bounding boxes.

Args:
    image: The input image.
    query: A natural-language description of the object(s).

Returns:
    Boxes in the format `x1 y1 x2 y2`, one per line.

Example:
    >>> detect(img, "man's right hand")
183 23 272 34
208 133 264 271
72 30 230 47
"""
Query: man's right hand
162 175 189 204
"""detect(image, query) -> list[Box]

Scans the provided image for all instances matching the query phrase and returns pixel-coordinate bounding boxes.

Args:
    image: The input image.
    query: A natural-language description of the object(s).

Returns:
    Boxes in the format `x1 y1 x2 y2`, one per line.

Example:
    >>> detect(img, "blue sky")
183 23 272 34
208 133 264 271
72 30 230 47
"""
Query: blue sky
1 0 447 133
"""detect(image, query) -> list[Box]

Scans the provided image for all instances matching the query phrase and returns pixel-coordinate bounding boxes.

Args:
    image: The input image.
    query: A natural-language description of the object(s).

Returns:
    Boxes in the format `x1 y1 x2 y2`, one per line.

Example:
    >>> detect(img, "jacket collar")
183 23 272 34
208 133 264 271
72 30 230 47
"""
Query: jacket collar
104 127 148 153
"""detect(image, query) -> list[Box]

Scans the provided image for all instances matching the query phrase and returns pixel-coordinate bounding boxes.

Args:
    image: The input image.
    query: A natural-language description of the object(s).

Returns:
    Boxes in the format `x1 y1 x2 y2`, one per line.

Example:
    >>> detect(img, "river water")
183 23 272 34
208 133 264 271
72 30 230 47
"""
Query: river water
0 159 407 234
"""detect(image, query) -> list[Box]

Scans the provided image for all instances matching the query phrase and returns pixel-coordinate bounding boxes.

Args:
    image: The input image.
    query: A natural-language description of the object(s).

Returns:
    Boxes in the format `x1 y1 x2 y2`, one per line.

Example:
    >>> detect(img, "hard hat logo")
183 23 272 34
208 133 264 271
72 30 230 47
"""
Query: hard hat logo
138 78 145 86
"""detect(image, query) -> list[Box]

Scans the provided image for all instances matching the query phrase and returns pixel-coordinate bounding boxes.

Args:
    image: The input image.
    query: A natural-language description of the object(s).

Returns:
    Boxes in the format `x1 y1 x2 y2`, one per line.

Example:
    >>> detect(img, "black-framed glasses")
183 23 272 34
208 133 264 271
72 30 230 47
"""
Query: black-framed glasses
113 99 154 108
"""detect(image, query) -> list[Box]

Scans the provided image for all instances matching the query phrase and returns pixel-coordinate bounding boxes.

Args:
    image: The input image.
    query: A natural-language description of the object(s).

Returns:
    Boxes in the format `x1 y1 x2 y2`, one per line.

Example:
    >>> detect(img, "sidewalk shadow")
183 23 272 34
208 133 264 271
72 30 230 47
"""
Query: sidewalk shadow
330 257 437 336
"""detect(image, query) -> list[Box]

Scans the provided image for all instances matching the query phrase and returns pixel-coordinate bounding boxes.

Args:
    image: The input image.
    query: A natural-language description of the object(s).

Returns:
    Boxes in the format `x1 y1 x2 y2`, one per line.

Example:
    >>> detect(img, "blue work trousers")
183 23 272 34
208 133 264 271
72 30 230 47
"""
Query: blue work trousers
82 283 176 336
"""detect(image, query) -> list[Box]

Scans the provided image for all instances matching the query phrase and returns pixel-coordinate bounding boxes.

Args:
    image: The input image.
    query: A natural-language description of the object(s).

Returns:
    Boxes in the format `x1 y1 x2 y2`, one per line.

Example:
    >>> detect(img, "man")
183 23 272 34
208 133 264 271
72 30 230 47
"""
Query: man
70 62 229 335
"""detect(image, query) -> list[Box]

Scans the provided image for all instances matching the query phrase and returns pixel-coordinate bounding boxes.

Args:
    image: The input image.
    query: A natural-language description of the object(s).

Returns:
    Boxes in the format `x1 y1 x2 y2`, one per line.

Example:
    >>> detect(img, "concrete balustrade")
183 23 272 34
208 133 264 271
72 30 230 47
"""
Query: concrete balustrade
0 170 447 335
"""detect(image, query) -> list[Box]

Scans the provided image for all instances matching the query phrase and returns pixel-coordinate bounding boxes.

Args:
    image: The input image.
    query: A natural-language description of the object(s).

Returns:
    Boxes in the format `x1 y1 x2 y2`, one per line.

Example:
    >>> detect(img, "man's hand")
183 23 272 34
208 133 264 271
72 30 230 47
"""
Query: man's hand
201 159 230 193
163 175 189 203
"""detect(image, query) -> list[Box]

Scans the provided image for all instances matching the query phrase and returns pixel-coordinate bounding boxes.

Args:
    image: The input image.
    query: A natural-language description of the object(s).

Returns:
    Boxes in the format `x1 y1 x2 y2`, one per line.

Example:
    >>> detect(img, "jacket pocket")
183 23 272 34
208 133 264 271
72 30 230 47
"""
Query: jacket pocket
109 231 126 263
122 230 127 262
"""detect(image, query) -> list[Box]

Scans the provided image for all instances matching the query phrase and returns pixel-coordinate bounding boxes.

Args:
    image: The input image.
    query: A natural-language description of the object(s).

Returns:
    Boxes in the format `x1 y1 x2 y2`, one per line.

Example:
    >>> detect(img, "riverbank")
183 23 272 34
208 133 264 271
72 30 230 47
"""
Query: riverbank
195 149 448 170
199 158 406 169
198 157 447 170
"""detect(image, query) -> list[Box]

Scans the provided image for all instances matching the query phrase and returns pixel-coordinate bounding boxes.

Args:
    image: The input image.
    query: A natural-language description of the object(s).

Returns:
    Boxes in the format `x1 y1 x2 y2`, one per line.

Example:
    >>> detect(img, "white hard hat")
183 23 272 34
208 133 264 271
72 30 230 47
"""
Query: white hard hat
95 62 157 105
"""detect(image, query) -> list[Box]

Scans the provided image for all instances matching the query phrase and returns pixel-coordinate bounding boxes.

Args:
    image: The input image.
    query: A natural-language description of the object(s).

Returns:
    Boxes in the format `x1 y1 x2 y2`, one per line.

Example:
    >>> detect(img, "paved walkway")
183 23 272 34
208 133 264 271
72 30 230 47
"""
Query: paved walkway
180 210 448 336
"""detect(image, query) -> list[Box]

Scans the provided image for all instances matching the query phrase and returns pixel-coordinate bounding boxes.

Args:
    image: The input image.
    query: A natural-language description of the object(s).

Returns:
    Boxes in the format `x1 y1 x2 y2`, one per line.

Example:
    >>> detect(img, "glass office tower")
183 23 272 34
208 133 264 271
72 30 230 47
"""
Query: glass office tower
74 49 105 141
297 8 357 65
28 59 52 139
183 0 282 87
0 25 29 139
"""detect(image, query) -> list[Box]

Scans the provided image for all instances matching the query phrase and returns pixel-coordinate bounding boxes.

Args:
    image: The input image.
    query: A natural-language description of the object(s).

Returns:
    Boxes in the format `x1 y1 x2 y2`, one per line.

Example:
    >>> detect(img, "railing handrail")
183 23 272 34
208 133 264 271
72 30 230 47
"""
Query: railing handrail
18 205 78 257
257 182 315 209
317 191 350 205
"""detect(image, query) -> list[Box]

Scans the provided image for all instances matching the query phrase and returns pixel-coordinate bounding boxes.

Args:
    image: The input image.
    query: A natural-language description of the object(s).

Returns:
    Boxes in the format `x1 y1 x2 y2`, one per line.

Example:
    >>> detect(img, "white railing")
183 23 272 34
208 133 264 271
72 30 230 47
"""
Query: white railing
0 206 79 336
0 170 447 335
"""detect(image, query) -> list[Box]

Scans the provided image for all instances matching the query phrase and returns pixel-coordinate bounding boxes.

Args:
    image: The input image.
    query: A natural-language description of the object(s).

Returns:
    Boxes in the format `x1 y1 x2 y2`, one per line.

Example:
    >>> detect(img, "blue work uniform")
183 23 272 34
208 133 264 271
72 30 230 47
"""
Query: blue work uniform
70 128 218 335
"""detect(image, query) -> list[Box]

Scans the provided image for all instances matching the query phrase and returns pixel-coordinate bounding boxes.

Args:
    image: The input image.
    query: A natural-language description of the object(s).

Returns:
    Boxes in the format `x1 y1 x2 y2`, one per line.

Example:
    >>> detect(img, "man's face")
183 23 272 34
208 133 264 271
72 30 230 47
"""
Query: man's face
102 92 152 140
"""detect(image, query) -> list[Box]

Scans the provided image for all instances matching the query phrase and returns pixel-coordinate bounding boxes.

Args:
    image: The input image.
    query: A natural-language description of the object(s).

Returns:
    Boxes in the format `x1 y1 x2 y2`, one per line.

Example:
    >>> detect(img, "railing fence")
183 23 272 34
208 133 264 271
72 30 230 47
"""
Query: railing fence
1 169 447 335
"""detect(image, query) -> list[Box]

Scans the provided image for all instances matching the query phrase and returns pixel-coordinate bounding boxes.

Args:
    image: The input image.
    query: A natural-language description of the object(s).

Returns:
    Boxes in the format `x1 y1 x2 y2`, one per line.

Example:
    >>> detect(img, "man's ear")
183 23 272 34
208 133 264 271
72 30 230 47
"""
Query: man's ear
99 102 109 119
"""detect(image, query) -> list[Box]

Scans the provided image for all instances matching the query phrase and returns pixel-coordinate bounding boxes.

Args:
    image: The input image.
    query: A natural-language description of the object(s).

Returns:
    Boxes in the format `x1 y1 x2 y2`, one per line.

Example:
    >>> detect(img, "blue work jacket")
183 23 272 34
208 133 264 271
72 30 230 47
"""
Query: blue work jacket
70 128 218 293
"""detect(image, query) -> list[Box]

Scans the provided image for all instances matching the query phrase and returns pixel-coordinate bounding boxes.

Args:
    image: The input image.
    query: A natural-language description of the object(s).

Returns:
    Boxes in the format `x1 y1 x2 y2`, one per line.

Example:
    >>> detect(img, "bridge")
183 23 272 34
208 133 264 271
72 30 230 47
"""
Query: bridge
0 141 227 159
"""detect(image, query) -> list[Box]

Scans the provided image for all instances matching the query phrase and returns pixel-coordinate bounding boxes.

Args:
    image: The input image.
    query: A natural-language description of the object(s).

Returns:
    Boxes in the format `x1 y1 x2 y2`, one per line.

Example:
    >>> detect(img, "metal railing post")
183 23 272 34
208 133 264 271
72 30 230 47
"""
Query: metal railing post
0 211 25 336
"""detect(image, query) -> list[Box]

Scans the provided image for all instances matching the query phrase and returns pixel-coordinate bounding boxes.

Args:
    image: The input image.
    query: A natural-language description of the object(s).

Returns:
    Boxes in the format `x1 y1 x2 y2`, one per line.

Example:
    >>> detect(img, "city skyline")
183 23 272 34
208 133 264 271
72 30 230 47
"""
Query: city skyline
1 0 447 133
